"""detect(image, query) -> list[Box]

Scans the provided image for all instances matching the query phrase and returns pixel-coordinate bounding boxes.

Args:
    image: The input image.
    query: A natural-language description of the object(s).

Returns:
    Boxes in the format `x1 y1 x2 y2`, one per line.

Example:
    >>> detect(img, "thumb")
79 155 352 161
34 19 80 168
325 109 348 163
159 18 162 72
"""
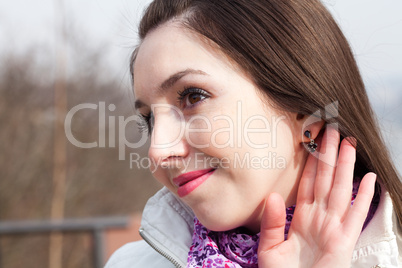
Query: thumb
258 192 286 253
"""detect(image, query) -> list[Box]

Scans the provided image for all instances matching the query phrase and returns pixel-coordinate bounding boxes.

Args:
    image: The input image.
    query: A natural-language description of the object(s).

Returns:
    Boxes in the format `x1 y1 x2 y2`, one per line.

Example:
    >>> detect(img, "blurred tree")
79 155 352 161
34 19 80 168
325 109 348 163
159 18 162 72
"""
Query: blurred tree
0 39 161 267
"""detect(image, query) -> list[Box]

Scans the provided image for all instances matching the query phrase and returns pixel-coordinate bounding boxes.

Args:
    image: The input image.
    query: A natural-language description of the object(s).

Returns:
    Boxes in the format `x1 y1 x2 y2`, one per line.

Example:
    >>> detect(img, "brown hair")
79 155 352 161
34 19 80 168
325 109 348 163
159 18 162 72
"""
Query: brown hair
133 0 402 226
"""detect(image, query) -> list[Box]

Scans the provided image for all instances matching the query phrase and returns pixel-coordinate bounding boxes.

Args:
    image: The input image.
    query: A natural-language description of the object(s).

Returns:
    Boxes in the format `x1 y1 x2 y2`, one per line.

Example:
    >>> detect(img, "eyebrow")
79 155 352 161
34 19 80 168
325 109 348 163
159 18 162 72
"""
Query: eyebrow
134 68 208 110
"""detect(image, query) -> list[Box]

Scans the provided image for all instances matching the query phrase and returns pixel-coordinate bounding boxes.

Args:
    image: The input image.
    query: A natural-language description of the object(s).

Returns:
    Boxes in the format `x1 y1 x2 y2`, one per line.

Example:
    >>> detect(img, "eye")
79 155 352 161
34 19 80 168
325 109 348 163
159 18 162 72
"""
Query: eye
137 112 154 135
177 87 210 108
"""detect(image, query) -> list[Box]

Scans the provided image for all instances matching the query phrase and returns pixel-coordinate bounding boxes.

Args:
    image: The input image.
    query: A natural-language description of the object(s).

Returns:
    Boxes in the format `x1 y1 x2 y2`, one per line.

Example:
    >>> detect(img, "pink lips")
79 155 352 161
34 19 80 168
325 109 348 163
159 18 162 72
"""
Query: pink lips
173 168 216 198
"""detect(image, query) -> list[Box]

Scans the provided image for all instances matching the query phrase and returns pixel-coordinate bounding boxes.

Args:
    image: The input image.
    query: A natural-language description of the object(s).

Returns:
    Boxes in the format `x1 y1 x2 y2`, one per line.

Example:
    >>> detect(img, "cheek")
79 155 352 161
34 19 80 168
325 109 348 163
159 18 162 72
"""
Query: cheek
185 118 212 148
272 120 296 153
243 119 273 149
209 118 235 149
185 114 236 150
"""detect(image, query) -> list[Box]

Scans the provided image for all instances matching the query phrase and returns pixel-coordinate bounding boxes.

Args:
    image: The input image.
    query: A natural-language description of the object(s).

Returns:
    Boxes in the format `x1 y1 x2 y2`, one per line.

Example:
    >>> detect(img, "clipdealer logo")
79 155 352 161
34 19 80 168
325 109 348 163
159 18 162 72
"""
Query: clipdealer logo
65 101 286 160
65 101 339 168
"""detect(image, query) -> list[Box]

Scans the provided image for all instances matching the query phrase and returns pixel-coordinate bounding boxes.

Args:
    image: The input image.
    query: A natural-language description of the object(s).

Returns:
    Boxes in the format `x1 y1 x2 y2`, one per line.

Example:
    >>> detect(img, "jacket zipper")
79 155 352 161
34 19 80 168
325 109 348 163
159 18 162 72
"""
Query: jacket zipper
139 227 185 268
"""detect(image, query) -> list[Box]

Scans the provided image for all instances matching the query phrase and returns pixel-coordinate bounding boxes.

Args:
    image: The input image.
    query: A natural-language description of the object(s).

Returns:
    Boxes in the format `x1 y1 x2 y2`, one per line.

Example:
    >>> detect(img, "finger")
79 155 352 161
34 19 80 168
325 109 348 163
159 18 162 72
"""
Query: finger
328 138 356 217
297 152 318 204
314 125 340 203
343 172 376 238
258 193 286 253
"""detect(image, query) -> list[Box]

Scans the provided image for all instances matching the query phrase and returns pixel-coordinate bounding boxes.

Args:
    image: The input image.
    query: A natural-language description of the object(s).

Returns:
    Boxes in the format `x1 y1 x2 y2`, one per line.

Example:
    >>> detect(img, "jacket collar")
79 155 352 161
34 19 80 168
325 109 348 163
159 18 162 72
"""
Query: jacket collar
141 187 401 267
352 188 401 265
140 187 194 266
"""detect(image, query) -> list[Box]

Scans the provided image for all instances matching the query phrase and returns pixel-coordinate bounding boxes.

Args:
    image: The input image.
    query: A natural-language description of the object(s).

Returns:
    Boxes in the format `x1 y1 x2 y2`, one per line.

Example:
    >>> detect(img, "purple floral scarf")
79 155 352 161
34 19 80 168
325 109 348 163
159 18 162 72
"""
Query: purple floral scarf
186 207 294 268
186 179 379 268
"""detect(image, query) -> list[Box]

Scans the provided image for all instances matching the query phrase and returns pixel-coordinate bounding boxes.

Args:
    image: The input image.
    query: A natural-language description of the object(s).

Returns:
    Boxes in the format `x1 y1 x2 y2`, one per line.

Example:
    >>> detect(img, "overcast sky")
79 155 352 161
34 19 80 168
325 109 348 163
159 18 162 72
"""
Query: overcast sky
0 0 401 79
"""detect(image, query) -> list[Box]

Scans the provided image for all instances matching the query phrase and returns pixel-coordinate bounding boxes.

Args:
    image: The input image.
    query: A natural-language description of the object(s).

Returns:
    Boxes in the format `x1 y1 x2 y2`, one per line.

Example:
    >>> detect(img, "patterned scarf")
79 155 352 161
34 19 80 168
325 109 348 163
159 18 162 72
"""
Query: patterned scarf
186 205 295 268
186 180 379 268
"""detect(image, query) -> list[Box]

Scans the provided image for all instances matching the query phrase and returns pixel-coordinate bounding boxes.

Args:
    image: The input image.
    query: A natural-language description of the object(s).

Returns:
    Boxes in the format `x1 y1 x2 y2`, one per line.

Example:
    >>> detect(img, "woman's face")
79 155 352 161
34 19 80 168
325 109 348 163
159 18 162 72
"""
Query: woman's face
133 23 307 233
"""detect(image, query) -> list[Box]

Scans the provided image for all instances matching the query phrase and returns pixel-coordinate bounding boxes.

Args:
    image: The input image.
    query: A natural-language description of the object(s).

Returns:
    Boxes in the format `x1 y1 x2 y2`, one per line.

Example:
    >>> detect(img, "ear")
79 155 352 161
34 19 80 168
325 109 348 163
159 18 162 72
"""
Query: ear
295 112 325 144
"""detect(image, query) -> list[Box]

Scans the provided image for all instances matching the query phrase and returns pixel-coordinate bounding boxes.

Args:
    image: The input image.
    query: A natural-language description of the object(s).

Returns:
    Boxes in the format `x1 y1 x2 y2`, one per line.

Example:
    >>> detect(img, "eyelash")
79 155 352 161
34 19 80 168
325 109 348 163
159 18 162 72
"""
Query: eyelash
137 113 153 135
137 87 210 135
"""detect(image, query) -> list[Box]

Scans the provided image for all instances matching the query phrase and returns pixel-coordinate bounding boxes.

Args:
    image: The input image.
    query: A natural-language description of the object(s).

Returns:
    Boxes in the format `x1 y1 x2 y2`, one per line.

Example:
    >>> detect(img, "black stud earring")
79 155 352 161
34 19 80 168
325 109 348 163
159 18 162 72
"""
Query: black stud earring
304 130 318 152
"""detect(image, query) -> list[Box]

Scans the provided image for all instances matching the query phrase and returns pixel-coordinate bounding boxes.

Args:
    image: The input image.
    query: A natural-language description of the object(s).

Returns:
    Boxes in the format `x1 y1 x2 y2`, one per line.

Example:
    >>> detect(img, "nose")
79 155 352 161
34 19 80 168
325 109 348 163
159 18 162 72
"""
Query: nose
148 106 189 166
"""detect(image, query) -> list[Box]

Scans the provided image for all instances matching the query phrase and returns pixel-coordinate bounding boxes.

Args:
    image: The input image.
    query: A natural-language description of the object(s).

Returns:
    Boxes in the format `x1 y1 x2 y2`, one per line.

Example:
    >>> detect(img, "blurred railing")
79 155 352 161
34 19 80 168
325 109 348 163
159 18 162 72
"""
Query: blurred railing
0 217 129 268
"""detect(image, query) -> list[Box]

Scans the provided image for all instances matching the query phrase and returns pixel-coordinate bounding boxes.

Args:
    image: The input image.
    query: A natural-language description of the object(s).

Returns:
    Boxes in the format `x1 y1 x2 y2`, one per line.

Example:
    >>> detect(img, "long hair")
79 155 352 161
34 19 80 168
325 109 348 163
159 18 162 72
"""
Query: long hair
133 0 402 226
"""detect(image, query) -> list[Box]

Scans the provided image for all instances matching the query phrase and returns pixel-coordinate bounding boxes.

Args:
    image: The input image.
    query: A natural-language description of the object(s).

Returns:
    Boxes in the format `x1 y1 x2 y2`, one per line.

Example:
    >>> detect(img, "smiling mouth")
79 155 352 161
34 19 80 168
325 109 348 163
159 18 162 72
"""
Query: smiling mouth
173 168 217 197
173 168 217 187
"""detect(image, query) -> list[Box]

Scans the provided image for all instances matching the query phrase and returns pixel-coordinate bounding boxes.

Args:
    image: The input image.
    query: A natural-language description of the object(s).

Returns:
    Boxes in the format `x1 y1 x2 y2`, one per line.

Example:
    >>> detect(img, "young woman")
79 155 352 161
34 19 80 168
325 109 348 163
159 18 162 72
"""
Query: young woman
106 0 402 267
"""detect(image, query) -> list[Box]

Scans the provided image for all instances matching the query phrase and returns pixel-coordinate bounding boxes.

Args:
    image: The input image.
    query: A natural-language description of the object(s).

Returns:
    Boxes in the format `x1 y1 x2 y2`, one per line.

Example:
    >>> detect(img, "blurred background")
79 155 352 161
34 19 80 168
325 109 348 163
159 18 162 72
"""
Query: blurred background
0 0 401 267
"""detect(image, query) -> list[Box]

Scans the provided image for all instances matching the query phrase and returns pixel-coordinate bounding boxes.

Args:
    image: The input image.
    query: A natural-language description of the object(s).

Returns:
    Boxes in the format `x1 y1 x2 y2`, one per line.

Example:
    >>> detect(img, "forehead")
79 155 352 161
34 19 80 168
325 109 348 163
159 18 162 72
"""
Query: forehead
132 23 238 98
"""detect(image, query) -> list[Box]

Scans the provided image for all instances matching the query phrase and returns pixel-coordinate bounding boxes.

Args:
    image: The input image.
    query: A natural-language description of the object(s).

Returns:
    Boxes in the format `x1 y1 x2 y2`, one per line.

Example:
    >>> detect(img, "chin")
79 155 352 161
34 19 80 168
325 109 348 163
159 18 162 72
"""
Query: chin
195 212 246 232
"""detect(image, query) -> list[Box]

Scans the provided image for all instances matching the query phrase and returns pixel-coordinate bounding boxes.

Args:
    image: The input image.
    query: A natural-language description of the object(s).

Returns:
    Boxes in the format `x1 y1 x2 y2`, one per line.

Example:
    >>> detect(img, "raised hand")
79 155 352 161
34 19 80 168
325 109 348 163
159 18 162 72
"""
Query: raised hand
258 126 376 268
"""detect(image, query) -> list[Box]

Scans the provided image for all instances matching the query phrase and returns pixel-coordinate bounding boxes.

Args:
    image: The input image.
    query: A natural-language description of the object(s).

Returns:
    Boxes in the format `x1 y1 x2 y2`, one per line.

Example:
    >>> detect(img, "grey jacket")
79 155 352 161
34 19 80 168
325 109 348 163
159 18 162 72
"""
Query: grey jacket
105 187 402 268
